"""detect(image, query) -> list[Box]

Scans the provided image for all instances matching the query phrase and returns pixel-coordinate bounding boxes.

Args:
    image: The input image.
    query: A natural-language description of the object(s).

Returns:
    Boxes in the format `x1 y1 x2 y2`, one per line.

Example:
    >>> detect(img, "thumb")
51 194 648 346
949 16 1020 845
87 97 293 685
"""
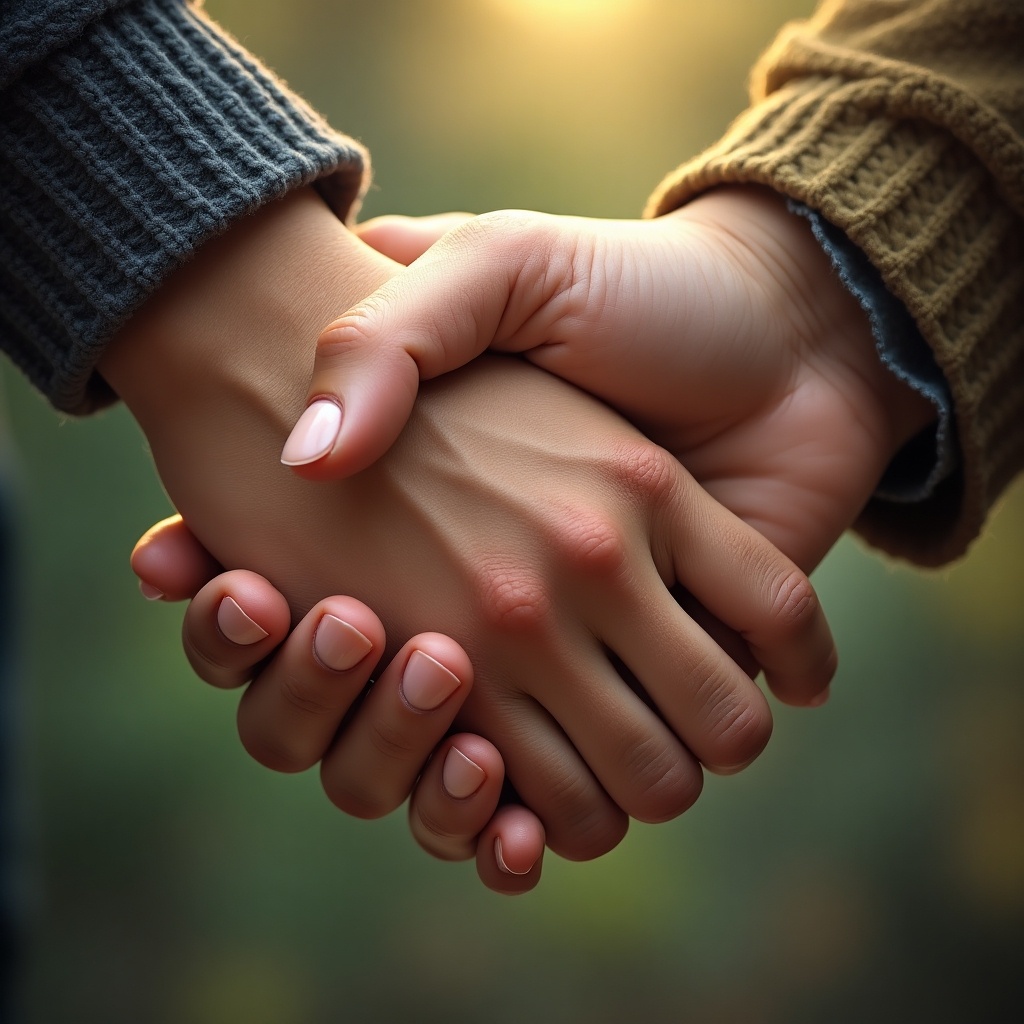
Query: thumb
281 211 547 481
354 213 474 266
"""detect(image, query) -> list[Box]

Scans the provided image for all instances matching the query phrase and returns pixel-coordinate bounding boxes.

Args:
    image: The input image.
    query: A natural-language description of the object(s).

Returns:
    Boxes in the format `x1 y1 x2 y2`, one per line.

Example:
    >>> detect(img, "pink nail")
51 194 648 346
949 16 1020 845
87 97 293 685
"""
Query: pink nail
313 614 373 672
138 581 165 601
217 597 270 646
494 837 533 876
442 747 485 799
400 651 461 711
281 399 342 466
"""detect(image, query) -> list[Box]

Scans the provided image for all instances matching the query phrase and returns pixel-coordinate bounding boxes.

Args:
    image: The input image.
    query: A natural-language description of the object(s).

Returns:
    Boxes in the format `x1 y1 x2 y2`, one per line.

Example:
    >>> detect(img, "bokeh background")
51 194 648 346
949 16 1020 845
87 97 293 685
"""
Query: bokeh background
2 1 1022 1021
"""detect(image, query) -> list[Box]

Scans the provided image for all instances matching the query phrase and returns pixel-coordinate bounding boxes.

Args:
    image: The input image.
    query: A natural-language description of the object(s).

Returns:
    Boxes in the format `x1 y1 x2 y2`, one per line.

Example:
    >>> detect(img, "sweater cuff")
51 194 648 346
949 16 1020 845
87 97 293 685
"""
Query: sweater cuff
645 76 1024 566
787 200 957 504
0 0 369 415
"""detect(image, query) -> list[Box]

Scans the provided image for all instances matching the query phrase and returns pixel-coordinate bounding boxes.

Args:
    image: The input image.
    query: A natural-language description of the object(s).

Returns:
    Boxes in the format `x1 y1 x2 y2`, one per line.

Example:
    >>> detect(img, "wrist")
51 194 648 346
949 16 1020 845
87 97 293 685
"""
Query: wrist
99 187 396 444
766 192 938 466
96 187 404 602
684 186 936 472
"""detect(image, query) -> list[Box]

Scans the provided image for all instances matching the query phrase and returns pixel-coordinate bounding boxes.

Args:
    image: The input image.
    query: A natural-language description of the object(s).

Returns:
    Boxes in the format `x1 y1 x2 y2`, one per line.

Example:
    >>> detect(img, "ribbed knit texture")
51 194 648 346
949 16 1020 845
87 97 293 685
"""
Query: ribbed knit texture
0 0 369 414
646 0 1024 567
0 1 133 88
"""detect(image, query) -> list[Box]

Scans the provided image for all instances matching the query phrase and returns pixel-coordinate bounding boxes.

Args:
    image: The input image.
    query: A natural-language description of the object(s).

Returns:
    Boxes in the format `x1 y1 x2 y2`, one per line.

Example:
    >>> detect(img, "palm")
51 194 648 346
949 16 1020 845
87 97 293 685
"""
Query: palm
674 374 885 573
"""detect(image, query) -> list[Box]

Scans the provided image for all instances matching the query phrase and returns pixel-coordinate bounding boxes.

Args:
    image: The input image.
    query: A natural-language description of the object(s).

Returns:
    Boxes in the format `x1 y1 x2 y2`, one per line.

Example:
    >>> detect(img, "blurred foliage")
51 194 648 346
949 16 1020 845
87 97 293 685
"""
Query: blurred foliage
1 0 1022 1021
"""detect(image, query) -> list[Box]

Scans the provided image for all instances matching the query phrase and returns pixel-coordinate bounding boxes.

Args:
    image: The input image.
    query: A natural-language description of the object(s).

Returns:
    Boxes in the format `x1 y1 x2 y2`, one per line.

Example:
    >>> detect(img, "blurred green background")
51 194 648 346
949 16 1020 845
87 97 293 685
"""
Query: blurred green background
2 1 1022 1021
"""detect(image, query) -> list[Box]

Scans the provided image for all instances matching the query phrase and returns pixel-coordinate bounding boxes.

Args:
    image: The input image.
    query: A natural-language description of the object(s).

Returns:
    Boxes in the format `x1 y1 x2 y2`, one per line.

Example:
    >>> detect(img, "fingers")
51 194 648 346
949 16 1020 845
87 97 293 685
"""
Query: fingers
408 734 505 861
408 734 545 894
280 211 553 481
554 441 831 782
598 560 774 777
235 595 386 773
661 465 838 710
476 805 546 895
154 572 537 885
453 667 631 863
505 635 706 826
179 569 293 690
318 633 474 819
354 213 474 265
131 513 222 601
180 577 516 840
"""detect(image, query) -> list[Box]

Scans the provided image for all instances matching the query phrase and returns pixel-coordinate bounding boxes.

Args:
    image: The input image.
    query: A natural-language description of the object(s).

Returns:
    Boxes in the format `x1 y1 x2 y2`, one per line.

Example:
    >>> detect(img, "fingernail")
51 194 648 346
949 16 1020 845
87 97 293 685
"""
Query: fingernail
281 399 342 466
494 837 533 876
807 685 831 708
442 747 485 799
400 650 461 711
313 614 373 672
138 581 165 601
217 596 270 646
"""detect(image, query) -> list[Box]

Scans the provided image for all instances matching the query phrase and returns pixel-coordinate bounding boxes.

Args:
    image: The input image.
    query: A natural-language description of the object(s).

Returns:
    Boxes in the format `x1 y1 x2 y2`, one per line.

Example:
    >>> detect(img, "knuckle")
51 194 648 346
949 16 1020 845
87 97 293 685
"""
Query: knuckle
411 809 474 862
450 211 560 282
766 568 819 638
279 673 337 719
471 558 553 634
550 509 630 579
690 662 774 772
540 771 628 862
367 719 418 764
608 440 677 503
316 307 379 357
620 734 704 823
320 724 419 820
181 637 247 691
705 698 773 773
440 211 524 272
465 208 536 244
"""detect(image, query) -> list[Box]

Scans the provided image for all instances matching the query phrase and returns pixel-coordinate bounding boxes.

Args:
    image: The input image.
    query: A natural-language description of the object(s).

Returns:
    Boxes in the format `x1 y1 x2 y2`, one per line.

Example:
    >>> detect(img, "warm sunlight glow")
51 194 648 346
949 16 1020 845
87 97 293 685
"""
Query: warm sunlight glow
488 0 643 29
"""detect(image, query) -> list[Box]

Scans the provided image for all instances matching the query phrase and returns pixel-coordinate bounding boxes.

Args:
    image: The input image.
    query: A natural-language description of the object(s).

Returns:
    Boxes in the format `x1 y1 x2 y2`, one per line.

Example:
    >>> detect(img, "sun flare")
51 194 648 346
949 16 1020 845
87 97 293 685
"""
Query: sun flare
487 0 642 28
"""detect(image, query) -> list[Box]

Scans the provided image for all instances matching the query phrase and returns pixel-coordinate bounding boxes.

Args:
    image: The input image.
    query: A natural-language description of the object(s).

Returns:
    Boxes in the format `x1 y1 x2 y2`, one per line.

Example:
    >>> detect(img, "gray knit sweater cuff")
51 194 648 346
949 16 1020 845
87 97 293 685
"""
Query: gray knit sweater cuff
0 0 369 414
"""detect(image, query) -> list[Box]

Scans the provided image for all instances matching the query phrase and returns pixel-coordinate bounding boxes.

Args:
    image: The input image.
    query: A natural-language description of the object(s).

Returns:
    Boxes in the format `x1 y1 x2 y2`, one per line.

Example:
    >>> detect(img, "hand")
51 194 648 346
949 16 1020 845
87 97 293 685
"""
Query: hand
99 187 834 861
297 189 935 573
132 514 546 894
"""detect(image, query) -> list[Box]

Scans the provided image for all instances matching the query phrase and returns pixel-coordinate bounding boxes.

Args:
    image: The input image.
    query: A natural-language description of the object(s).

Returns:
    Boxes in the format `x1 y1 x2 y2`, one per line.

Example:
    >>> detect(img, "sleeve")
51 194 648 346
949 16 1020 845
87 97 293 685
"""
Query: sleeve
644 0 1024 567
790 200 957 504
0 0 370 415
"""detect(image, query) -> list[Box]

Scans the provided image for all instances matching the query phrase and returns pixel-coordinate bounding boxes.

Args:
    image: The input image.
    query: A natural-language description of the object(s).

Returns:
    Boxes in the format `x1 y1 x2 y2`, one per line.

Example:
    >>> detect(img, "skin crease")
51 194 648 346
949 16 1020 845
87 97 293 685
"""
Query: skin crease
100 187 836 862
132 523 547 893
299 187 935 576
125 186 938 892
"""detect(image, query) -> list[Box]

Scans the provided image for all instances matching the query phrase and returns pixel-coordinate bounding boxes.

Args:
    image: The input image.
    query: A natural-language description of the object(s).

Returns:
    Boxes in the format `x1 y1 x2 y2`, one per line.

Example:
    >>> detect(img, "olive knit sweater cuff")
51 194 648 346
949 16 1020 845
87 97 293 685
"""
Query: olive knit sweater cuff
645 74 1024 566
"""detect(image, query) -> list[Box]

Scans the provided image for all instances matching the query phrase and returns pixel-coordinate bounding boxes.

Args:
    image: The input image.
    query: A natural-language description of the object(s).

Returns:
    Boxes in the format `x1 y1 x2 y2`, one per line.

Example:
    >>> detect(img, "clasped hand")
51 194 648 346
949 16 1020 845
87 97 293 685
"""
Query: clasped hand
117 186 928 893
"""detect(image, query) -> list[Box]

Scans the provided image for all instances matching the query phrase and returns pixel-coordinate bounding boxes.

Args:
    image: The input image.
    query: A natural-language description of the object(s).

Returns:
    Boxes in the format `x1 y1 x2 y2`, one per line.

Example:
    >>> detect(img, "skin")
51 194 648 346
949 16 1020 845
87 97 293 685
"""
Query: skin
295 186 935 577
101 186 835 867
132 517 544 893
128 186 924 893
